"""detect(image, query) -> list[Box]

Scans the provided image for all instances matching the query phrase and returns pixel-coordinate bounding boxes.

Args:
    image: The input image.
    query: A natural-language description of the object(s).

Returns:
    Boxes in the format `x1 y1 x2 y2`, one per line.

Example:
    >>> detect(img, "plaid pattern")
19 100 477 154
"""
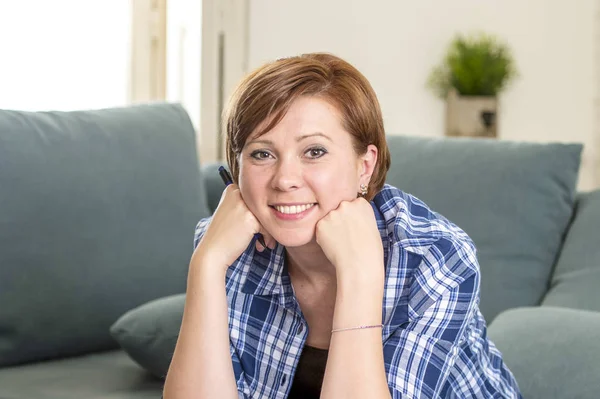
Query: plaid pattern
194 185 522 398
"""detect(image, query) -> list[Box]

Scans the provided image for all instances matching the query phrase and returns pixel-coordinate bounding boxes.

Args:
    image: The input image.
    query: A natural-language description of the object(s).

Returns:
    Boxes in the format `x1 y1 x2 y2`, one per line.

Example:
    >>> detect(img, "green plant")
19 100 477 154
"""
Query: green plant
427 33 518 98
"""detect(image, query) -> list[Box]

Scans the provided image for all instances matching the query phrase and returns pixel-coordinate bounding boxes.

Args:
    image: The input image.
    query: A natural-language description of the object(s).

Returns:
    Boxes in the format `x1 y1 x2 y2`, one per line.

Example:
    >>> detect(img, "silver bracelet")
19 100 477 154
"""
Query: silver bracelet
331 324 384 333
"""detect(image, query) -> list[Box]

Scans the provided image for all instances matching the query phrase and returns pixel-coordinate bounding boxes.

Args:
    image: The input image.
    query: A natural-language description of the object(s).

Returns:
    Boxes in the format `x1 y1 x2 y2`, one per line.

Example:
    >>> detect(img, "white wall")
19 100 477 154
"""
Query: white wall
0 1 131 112
248 0 600 190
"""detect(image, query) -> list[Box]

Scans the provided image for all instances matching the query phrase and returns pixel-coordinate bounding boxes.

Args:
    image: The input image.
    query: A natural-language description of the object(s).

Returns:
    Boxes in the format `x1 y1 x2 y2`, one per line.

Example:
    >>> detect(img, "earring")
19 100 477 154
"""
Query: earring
359 184 368 197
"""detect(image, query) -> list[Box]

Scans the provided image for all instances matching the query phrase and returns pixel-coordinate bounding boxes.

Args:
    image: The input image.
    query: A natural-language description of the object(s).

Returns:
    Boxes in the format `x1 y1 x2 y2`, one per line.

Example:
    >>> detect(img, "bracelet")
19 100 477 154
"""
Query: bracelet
331 324 384 333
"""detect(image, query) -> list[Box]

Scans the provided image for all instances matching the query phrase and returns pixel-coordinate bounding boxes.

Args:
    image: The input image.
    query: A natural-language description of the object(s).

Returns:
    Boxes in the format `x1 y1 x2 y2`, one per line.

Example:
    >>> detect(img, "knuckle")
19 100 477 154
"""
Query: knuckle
315 219 324 231
243 211 256 225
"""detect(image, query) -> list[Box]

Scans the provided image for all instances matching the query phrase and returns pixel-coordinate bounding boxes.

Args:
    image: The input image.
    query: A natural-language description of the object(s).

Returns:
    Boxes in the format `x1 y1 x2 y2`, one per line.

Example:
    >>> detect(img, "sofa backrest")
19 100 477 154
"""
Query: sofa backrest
383 135 582 322
542 189 600 312
0 103 210 367
197 135 584 323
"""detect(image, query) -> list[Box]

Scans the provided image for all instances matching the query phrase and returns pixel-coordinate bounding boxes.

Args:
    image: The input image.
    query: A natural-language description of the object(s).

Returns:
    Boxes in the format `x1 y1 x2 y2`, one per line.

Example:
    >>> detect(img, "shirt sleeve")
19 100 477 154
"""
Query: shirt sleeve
230 344 253 398
193 217 212 249
384 236 480 399
195 217 254 398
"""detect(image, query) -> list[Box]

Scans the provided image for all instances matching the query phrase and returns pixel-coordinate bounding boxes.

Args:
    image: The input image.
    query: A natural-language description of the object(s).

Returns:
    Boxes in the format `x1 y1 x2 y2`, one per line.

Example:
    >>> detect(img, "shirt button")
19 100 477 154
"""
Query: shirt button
297 323 304 334
281 374 287 385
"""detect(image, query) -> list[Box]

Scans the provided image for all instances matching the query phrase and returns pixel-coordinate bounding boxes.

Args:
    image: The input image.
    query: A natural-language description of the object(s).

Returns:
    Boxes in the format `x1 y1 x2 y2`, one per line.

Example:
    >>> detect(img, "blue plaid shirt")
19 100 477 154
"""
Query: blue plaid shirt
194 184 522 398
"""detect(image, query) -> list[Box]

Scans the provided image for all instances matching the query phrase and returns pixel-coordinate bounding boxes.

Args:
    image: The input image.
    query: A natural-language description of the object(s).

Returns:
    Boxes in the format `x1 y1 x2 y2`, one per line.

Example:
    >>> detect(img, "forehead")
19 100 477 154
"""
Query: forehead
247 96 347 143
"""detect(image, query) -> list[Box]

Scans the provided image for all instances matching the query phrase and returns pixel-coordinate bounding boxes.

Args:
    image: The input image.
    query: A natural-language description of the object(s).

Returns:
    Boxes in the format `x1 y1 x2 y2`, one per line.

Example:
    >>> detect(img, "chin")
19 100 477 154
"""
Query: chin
271 229 315 248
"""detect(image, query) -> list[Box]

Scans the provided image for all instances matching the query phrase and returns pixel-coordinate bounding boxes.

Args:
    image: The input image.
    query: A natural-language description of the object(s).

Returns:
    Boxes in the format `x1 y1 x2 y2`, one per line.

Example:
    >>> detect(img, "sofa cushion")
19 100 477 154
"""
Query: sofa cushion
201 162 228 213
0 103 209 367
543 189 600 312
488 306 600 399
110 294 185 379
385 136 582 321
0 350 163 399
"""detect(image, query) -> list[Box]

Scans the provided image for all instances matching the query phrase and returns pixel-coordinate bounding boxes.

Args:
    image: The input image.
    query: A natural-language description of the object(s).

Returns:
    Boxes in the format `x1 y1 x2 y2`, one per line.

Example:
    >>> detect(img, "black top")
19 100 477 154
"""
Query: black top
287 345 329 399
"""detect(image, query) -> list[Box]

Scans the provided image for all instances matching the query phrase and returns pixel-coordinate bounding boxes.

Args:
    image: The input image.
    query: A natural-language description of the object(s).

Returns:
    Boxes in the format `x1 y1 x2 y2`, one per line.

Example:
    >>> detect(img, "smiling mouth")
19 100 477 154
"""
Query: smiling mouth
270 203 317 215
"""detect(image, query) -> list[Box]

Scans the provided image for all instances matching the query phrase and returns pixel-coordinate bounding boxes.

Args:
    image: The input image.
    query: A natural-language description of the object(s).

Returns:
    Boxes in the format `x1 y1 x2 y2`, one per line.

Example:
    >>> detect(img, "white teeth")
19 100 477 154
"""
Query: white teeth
274 203 315 214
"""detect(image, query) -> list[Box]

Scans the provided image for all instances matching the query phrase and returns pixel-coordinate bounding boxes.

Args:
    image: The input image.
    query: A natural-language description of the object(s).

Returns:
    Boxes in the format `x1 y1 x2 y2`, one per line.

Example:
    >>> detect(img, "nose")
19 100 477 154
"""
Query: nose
271 157 302 191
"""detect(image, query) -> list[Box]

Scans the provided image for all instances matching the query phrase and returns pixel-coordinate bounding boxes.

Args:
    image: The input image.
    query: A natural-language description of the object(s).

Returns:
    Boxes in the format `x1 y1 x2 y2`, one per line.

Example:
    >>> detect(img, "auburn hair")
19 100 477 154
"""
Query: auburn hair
223 52 390 200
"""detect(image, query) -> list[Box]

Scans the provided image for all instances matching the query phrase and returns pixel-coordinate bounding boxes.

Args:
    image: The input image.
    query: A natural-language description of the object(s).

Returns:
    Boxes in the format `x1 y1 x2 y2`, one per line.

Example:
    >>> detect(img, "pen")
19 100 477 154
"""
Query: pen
218 166 268 249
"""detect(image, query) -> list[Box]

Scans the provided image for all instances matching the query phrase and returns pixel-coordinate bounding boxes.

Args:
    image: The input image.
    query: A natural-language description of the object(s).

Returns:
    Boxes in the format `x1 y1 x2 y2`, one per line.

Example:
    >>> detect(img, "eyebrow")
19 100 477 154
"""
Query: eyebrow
246 132 332 146
297 132 332 142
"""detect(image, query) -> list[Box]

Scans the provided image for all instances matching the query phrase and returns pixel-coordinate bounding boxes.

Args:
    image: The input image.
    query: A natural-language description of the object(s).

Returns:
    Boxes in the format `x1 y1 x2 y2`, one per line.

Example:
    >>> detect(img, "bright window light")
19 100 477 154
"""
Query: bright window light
0 1 131 111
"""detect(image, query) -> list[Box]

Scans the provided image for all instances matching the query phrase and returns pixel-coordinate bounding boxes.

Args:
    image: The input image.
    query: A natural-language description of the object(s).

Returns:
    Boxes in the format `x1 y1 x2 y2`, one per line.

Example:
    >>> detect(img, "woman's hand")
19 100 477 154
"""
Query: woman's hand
315 198 384 286
191 185 275 272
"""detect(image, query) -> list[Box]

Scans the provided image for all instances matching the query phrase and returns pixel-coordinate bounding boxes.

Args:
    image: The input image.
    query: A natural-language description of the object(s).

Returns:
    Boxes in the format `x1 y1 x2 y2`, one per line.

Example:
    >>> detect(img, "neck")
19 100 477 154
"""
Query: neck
285 241 336 288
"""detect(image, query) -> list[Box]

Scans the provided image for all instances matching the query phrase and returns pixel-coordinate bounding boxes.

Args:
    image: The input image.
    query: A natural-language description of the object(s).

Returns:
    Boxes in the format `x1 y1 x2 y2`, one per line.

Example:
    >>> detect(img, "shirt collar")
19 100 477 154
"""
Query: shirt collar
240 243 298 308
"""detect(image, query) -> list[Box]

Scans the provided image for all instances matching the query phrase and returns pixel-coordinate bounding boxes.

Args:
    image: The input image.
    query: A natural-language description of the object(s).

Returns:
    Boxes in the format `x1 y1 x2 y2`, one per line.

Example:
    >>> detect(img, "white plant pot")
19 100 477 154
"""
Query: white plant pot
445 89 498 138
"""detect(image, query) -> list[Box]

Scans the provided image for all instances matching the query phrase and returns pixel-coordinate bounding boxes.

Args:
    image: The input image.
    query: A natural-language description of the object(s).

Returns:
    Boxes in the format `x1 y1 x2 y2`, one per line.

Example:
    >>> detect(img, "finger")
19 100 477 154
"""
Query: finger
258 228 276 250
255 238 265 252
256 234 267 249
216 183 239 207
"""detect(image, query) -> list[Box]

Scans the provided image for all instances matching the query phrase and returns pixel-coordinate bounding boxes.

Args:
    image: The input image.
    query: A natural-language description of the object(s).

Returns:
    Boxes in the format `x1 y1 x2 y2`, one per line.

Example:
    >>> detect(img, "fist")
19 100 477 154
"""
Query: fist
192 185 275 271
315 198 384 283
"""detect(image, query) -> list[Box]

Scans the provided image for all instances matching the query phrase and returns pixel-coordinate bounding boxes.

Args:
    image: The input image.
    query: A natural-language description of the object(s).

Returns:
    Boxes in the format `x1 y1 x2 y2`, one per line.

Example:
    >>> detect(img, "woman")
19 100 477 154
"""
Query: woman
164 53 522 399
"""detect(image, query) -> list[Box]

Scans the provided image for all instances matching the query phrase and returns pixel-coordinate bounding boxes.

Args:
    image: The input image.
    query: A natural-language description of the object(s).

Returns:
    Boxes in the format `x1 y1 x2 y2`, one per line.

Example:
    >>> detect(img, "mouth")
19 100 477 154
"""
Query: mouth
269 203 317 220
270 203 317 215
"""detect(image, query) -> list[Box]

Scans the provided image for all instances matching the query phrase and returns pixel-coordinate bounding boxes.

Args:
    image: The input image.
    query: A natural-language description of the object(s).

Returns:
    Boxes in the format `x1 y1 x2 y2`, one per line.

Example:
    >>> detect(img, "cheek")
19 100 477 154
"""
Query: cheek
308 166 358 204
238 166 258 201
238 165 269 208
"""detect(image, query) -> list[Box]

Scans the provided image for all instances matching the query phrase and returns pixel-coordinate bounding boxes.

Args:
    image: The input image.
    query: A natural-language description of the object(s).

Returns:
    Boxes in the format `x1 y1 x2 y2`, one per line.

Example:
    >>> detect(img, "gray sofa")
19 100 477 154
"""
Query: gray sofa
0 103 598 399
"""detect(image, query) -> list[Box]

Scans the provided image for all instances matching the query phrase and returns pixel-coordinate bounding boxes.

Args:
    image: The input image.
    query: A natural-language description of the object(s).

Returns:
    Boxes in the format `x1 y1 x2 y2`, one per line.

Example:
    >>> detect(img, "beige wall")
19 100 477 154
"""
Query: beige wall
247 0 600 190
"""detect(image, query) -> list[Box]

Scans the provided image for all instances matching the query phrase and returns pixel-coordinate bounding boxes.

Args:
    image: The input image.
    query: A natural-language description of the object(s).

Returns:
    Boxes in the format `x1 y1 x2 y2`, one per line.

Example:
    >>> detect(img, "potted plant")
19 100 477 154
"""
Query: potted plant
427 33 518 138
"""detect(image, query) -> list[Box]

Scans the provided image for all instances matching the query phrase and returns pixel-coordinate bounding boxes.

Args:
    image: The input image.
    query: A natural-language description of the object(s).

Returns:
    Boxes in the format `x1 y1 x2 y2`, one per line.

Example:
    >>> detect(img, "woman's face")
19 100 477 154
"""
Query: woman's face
238 96 377 248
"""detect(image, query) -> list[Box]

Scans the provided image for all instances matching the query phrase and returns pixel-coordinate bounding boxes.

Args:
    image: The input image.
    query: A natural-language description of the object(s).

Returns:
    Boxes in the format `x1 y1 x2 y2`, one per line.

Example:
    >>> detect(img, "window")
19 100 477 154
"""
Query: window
0 1 131 111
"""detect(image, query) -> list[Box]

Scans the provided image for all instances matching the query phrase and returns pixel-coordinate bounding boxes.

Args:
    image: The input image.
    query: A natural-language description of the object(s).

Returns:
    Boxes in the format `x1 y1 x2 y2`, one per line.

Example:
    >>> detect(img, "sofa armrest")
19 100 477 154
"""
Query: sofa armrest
488 306 600 399
201 162 228 214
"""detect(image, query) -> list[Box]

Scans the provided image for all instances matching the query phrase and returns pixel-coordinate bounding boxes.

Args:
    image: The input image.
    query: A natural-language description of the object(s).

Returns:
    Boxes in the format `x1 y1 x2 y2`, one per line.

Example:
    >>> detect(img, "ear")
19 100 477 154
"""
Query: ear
357 144 378 186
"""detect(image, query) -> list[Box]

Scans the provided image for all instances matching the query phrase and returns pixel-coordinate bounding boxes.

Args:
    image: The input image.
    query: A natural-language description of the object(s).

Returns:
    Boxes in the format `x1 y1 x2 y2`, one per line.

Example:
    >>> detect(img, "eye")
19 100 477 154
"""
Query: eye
250 150 273 160
305 147 327 159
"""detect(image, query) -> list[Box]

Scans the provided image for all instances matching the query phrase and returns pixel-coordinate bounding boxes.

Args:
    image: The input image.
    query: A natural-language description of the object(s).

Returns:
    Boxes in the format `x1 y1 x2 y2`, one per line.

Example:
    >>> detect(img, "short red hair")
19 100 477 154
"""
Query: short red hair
223 53 390 199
